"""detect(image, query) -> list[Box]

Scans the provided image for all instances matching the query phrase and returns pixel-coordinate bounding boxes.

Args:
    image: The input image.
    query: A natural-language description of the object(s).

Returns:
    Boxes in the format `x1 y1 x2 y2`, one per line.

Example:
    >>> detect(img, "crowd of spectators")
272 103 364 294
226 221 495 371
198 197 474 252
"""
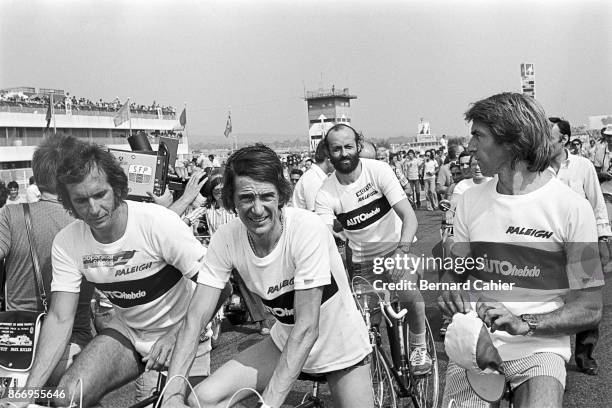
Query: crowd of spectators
0 91 176 116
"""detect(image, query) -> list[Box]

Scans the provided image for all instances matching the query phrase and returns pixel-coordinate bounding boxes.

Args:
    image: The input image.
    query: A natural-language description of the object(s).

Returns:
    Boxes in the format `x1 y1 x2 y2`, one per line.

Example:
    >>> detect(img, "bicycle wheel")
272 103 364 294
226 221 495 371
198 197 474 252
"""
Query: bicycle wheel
411 317 439 408
371 347 398 408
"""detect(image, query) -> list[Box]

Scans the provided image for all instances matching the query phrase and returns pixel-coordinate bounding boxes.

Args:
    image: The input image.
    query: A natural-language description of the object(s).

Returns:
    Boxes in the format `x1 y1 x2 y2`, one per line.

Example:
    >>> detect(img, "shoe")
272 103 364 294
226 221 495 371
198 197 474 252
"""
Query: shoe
410 347 432 376
578 359 598 375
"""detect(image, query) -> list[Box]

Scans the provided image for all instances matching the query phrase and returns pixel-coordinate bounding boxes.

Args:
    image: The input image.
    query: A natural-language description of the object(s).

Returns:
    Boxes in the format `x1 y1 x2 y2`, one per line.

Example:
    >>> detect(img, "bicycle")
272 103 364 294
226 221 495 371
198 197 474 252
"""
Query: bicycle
352 276 439 408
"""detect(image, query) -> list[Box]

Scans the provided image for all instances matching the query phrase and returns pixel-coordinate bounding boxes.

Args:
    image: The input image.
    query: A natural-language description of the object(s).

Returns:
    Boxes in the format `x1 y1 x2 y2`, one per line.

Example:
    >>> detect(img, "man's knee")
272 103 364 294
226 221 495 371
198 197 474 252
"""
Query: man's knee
513 376 564 408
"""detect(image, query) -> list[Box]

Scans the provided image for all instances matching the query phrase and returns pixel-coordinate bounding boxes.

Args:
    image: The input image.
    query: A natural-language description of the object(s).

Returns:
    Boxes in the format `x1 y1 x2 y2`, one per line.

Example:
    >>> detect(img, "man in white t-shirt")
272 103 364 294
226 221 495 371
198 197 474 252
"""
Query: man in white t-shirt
292 141 333 211
315 124 431 375
439 93 603 407
10 143 214 408
164 144 372 408
26 176 41 203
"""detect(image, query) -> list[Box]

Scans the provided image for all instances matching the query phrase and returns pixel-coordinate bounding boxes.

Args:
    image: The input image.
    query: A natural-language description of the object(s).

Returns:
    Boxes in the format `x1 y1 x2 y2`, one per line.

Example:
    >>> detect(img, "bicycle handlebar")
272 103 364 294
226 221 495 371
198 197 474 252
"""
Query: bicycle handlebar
382 302 407 320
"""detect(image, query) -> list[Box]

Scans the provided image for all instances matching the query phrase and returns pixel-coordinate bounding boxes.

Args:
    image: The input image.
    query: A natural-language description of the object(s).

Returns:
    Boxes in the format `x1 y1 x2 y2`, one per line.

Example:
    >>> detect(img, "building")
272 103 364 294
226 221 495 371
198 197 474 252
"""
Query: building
304 86 356 151
0 87 187 189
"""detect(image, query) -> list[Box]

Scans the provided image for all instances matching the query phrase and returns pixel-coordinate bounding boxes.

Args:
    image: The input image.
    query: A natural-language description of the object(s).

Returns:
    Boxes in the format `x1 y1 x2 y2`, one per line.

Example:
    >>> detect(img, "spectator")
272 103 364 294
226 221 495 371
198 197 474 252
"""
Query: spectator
209 154 221 168
6 181 25 205
0 135 95 386
549 116 612 375
359 140 378 159
421 150 438 211
439 134 448 150
587 139 597 164
403 149 422 207
292 141 334 211
26 176 41 203
289 169 303 186
436 145 464 198
0 182 8 208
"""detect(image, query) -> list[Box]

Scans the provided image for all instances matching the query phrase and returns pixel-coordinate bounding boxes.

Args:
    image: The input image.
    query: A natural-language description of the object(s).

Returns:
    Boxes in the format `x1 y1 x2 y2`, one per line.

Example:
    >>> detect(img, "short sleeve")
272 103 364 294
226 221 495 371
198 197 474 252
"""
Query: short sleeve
291 213 332 290
196 223 234 289
150 205 207 278
292 177 307 209
376 162 407 206
315 185 336 226
565 199 604 290
451 192 472 258
51 231 83 293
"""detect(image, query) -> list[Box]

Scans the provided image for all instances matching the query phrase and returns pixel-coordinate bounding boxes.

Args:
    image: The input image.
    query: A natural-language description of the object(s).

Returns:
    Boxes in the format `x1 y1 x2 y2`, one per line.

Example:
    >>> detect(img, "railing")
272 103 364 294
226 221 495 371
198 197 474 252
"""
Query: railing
0 104 176 120
305 88 356 99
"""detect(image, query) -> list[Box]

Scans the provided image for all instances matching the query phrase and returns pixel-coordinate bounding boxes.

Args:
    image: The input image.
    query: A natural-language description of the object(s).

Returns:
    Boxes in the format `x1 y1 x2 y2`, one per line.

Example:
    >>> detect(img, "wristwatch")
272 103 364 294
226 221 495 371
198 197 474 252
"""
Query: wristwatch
521 314 538 336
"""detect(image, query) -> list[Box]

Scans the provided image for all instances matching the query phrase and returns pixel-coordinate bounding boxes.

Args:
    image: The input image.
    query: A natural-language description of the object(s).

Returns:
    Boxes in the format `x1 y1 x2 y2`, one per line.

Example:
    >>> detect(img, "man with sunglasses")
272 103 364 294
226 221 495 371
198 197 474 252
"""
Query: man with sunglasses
549 116 611 375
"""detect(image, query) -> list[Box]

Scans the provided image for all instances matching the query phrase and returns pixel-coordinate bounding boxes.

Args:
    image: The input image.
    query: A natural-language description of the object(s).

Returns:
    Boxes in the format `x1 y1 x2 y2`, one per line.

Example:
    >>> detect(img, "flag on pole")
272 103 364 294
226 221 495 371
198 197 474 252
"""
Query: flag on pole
179 108 186 127
45 94 53 129
224 112 232 138
113 100 130 127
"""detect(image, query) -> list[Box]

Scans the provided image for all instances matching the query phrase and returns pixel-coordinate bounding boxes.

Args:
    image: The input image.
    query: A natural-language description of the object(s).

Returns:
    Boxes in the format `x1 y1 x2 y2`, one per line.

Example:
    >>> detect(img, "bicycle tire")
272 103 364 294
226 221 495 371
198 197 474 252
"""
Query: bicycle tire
411 318 439 408
371 347 398 408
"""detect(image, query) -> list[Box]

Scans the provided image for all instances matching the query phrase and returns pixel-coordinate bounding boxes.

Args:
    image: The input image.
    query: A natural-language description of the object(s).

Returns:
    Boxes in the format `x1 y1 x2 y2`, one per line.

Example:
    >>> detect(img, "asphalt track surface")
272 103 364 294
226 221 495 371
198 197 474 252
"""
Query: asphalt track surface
101 209 611 408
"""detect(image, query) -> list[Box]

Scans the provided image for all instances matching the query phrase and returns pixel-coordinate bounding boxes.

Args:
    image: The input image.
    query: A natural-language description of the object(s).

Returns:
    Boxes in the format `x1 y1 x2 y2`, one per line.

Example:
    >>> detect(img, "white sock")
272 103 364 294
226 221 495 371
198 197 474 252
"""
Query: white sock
409 331 426 349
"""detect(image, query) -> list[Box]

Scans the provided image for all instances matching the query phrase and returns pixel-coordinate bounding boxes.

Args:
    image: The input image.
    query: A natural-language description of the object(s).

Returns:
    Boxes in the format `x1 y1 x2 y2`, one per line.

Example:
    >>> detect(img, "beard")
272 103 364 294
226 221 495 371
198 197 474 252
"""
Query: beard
330 152 360 174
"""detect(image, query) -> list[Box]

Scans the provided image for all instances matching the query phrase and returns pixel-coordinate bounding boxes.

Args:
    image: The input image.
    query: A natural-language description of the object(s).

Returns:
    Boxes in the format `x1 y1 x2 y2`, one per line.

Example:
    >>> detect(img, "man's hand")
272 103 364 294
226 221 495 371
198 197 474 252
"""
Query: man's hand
598 239 612 274
147 186 174 208
181 170 208 205
438 290 472 317
143 329 178 371
475 297 528 335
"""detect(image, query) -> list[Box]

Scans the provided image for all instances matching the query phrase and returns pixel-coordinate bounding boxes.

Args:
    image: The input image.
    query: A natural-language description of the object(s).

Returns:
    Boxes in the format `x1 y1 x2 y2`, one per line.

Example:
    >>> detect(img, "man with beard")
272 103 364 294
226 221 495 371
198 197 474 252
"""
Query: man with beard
315 124 431 375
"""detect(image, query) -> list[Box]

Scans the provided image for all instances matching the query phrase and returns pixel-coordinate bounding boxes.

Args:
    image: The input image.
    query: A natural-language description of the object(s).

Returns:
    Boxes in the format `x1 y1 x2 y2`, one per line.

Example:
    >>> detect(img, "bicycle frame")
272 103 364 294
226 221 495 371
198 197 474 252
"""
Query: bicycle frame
355 281 425 408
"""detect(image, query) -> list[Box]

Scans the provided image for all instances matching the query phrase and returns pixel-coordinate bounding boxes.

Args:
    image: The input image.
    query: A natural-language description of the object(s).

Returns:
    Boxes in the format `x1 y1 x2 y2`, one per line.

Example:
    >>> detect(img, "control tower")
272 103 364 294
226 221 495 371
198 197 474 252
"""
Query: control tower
304 86 357 151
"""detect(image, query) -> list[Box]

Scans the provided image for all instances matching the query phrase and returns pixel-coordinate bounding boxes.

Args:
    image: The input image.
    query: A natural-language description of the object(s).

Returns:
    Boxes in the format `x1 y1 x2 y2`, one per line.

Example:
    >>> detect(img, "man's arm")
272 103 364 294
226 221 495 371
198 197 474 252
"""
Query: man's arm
163 284 221 405
26 291 79 388
477 287 603 336
582 163 612 237
262 287 322 408
167 170 208 216
392 198 418 250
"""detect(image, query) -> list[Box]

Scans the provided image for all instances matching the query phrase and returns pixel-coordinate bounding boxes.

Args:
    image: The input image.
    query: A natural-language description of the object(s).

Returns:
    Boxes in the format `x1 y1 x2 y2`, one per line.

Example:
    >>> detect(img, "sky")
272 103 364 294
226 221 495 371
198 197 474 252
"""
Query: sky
1 0 611 144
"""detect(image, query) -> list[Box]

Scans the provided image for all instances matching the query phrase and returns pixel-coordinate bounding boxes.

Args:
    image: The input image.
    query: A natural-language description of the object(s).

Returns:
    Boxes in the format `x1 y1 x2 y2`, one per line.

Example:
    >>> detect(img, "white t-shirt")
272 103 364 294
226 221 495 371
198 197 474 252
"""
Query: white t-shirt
197 207 370 373
292 164 328 211
423 160 437 179
51 200 206 337
26 184 41 203
5 196 26 205
454 178 604 361
316 159 407 263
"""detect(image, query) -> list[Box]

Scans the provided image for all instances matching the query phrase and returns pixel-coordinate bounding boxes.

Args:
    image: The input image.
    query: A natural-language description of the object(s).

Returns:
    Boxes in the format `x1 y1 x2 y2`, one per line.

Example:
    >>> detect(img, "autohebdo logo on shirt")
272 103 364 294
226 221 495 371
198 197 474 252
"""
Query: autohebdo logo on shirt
82 250 137 269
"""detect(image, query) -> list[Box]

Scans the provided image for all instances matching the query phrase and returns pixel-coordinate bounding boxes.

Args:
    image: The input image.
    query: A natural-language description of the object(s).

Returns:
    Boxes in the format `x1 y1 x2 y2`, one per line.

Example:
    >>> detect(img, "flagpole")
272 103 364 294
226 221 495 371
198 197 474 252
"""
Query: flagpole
183 102 188 156
52 93 56 135
127 97 132 137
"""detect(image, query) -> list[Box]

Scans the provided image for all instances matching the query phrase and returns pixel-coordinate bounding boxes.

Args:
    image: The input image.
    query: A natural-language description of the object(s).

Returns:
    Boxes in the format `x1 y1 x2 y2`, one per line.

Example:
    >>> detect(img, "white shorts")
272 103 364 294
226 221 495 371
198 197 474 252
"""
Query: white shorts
442 352 566 408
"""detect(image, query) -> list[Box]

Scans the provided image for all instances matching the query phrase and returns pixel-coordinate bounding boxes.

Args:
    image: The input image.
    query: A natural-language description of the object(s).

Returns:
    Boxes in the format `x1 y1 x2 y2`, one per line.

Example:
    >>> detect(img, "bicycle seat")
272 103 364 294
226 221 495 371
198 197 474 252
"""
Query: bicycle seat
466 369 506 403
298 371 327 383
